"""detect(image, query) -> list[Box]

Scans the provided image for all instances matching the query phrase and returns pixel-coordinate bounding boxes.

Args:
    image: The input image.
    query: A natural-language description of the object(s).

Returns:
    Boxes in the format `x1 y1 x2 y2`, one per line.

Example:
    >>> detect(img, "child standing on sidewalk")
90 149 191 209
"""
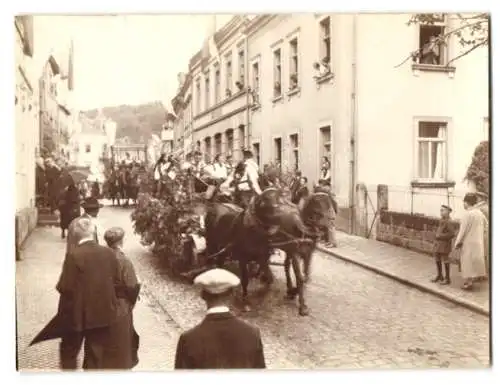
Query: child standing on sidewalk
431 205 456 285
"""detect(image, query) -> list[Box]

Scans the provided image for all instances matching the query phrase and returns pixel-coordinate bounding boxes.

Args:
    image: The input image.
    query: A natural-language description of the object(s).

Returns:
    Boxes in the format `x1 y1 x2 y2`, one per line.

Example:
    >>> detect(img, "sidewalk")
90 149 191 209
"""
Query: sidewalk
317 232 490 316
15 226 179 371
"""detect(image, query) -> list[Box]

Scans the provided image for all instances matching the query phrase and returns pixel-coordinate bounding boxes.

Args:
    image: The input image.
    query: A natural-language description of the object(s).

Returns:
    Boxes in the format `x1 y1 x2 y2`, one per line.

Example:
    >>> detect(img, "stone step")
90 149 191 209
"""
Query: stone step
38 215 59 222
37 220 60 227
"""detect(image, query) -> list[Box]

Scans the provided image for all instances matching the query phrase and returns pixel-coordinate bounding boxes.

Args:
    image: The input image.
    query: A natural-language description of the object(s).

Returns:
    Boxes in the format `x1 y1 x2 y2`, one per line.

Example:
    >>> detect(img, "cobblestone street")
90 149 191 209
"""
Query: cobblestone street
16 206 490 370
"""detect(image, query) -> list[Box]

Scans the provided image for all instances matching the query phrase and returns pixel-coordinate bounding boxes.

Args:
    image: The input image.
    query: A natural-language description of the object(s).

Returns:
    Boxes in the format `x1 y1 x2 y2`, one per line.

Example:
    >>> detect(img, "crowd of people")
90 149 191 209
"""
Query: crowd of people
152 149 339 246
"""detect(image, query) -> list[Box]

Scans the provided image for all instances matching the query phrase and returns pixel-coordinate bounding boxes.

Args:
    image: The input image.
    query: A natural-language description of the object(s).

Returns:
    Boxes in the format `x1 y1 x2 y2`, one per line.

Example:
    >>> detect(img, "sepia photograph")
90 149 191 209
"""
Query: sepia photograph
10 5 494 379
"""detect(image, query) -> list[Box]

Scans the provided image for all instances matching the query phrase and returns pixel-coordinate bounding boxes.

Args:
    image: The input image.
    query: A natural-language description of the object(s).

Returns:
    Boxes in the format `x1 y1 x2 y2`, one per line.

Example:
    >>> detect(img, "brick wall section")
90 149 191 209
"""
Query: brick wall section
376 210 459 256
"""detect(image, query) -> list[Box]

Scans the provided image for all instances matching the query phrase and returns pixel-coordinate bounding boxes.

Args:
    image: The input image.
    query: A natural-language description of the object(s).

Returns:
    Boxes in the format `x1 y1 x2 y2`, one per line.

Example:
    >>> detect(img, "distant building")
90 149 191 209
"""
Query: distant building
69 111 116 177
38 40 74 163
112 136 147 164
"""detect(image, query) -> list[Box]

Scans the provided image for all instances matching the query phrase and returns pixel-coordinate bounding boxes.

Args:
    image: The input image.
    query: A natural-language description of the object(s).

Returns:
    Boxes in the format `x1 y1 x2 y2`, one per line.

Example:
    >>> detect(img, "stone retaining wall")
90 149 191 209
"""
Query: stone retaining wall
376 210 459 255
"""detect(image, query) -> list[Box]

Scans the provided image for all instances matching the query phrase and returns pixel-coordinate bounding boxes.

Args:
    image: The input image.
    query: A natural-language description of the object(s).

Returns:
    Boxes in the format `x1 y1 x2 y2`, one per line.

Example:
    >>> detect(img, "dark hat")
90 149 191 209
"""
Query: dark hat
242 149 253 158
463 192 478 206
441 205 452 212
104 226 125 246
81 197 103 210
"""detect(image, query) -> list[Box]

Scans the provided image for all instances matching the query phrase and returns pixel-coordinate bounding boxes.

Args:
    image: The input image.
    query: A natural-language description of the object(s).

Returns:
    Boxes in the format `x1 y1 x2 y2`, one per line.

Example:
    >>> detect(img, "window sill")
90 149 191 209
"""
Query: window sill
272 95 284 104
412 64 456 77
287 87 301 98
411 180 456 189
314 72 334 85
251 103 261 111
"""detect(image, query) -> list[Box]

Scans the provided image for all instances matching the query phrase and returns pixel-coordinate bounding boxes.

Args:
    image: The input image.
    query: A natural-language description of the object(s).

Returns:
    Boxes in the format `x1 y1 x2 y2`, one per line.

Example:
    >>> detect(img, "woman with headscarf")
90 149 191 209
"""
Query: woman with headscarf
103 227 141 369
58 180 81 239
454 193 488 290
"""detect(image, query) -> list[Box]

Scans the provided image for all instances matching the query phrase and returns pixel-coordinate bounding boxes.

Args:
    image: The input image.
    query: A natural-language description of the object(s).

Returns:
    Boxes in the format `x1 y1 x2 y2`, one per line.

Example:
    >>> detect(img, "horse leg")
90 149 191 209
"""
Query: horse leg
303 246 314 283
291 253 309 316
239 259 251 312
284 254 297 300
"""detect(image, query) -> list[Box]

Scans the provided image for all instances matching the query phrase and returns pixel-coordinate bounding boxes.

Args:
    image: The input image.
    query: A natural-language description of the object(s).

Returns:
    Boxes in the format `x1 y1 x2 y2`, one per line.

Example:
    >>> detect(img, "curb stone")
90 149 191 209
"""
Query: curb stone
317 245 489 317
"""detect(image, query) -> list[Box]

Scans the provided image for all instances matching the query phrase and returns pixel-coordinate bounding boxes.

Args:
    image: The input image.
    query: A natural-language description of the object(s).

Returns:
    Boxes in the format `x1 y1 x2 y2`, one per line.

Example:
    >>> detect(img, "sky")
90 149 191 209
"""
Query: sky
33 14 234 111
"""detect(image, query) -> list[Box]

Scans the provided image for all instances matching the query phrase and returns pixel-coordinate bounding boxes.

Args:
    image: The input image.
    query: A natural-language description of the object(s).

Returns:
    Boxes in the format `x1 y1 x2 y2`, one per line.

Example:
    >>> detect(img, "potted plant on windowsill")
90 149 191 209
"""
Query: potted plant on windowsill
289 73 298 90
235 80 244 91
274 81 281 95
313 60 331 80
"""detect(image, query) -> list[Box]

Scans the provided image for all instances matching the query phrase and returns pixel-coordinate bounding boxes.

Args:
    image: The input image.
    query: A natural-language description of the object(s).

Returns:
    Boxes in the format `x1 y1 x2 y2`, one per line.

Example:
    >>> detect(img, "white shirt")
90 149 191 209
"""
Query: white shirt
207 306 230 314
241 159 261 194
210 163 228 179
78 237 95 245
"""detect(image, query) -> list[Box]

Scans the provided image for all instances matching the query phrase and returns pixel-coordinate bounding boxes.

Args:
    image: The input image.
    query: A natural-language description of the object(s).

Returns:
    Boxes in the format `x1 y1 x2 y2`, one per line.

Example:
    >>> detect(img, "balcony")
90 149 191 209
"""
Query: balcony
193 89 250 132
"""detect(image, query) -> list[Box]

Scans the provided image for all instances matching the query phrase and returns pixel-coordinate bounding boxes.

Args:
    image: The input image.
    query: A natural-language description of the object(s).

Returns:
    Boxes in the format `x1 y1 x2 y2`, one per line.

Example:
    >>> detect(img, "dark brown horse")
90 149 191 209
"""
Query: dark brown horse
203 187 283 309
267 192 335 316
204 190 334 316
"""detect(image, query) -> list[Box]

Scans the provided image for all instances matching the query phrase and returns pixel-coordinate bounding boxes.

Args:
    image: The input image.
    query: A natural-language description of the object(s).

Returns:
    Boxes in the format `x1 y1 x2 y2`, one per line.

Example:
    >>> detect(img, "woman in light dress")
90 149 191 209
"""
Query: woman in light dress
454 193 487 290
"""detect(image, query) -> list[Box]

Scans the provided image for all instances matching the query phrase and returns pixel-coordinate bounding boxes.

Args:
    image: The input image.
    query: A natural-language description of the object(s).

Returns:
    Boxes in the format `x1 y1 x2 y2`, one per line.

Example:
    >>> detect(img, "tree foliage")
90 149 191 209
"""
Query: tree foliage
398 13 489 67
465 141 489 195
83 101 167 143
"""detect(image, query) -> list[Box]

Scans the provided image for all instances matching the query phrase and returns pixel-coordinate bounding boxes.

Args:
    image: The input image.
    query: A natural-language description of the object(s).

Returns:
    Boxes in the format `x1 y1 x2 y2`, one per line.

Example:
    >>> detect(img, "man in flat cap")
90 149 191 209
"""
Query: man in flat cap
174 268 266 369
431 205 455 285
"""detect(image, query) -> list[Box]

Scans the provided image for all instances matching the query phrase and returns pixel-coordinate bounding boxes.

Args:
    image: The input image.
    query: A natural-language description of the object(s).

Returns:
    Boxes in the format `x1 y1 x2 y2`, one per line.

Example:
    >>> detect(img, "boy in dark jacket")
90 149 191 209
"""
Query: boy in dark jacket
431 205 456 285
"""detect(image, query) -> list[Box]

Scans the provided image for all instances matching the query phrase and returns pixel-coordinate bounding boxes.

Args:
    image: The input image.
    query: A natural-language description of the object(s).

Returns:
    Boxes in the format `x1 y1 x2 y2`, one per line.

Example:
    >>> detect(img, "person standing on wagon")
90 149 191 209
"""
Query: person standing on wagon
431 205 456 285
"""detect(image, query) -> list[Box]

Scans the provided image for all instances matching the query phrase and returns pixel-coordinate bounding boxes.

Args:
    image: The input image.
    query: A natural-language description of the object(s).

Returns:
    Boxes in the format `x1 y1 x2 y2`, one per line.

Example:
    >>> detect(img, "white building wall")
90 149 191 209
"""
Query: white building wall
15 20 39 213
248 14 353 206
72 133 107 170
354 14 489 218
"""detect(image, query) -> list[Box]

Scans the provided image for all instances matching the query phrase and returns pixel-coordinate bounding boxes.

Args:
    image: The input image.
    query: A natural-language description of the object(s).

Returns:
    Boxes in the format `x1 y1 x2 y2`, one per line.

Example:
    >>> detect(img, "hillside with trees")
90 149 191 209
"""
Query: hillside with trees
83 101 167 143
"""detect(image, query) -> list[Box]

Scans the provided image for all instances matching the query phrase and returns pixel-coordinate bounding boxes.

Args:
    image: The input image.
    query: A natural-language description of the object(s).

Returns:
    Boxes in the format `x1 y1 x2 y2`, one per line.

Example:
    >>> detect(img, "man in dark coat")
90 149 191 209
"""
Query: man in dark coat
174 268 266 369
45 158 62 213
56 217 121 370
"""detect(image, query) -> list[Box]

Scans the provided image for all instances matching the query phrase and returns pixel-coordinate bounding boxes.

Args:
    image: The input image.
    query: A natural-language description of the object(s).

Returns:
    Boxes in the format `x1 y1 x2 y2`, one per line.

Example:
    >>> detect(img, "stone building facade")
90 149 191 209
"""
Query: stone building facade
170 14 489 234
15 15 39 251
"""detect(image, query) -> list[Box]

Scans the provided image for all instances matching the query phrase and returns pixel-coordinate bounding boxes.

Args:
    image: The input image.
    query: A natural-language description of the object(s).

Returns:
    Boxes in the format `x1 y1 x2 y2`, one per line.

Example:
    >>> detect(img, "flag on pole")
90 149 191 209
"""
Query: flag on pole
67 40 74 91
201 15 219 69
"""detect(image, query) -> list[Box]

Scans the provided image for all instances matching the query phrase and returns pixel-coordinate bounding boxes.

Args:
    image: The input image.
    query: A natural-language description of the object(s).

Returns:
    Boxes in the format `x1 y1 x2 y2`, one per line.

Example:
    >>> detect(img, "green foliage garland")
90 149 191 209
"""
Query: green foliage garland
131 168 203 273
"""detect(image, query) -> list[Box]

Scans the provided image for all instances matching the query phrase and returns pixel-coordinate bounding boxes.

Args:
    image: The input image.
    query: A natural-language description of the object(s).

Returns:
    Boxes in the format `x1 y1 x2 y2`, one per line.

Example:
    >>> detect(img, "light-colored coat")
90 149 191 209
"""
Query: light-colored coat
454 207 487 279
475 200 490 275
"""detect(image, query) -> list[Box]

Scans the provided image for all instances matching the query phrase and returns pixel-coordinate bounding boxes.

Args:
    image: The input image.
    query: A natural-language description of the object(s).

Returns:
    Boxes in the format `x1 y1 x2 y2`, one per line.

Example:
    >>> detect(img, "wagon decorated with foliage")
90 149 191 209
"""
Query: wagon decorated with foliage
130 162 336 315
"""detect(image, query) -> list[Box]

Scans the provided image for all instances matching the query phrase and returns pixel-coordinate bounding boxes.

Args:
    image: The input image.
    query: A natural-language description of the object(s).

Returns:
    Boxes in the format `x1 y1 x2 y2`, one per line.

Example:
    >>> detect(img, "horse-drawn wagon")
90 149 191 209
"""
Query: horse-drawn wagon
131 163 336 316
